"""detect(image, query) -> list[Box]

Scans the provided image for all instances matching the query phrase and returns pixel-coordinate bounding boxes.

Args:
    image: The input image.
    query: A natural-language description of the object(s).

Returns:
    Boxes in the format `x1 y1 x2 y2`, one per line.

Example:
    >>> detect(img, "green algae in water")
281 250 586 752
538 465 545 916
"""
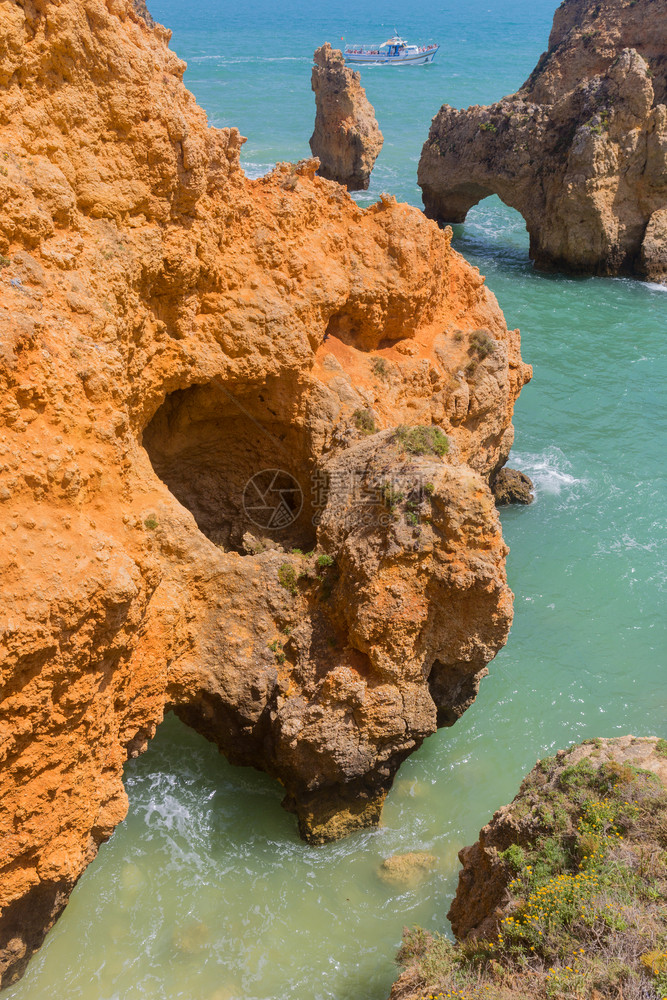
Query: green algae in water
7 0 667 997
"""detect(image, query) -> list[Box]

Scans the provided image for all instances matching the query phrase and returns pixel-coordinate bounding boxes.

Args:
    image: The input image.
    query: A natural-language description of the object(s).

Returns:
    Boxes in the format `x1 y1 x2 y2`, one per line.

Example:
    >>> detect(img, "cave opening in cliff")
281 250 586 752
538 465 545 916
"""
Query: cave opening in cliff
142 380 317 553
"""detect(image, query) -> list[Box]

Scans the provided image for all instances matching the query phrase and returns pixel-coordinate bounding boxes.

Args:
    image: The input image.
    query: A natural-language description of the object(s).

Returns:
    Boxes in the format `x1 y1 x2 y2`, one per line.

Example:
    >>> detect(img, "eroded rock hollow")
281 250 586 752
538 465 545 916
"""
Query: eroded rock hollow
309 42 383 191
419 0 667 280
0 0 530 987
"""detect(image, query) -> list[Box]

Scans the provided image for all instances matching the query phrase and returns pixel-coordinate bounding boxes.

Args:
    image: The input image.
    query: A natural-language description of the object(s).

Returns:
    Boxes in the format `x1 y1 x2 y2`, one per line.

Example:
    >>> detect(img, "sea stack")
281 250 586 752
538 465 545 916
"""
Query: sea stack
418 0 667 281
309 42 383 191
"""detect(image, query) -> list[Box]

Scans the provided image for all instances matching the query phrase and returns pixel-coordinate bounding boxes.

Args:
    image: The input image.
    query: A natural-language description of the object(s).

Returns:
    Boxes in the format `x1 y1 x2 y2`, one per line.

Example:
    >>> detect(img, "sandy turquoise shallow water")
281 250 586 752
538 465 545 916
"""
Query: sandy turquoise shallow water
8 1 667 997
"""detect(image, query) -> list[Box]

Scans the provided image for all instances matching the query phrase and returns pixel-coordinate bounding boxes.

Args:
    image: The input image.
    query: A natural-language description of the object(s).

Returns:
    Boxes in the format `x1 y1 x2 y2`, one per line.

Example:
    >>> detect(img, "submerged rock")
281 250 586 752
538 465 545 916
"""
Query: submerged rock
379 852 439 887
419 0 667 281
172 921 209 955
309 43 383 190
491 467 534 506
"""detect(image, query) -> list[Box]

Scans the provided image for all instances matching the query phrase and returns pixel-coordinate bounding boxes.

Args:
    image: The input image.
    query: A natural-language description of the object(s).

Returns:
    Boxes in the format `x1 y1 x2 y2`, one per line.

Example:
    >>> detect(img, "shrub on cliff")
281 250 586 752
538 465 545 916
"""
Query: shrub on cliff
278 563 298 595
353 408 376 435
469 329 496 359
395 425 449 458
395 745 667 1000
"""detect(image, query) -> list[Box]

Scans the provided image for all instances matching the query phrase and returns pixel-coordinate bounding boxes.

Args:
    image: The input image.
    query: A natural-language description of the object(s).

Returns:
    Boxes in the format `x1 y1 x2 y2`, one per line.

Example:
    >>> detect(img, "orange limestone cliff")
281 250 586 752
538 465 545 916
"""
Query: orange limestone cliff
309 42 383 191
0 0 531 987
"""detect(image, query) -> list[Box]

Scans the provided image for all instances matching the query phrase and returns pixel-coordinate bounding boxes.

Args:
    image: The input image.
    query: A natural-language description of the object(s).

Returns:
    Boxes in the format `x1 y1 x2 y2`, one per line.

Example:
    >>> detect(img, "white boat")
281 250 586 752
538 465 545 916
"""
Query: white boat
343 36 439 66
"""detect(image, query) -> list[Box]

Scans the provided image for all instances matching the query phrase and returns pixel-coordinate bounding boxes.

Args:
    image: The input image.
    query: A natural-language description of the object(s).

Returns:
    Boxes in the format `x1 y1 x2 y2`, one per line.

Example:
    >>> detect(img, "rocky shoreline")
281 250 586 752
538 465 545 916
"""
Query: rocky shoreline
391 737 667 1000
2 0 662 992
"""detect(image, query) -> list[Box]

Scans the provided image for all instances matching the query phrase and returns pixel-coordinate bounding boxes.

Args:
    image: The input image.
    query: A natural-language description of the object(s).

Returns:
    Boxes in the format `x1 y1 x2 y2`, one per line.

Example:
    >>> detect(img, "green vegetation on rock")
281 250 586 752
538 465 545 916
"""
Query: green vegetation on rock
469 329 496 359
278 562 298 595
394 425 449 458
396 747 667 1000
353 408 376 435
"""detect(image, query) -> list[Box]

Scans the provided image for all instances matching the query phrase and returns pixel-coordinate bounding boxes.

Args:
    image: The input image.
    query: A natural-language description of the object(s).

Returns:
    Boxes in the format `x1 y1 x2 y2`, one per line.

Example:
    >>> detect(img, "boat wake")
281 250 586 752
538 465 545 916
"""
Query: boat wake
190 55 309 64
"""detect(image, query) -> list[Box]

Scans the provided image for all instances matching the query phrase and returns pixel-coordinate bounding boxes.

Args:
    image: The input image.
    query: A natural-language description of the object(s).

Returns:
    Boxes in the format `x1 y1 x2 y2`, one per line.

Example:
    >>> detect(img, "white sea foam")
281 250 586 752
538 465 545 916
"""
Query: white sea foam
511 446 584 496
644 282 667 293
242 163 274 179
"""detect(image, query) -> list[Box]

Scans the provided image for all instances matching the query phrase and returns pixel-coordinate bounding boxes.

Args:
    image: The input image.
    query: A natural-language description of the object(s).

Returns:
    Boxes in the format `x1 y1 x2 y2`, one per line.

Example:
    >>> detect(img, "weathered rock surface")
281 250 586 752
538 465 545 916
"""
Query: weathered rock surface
639 207 667 283
0 0 530 987
491 467 534 506
310 43 383 190
419 0 667 280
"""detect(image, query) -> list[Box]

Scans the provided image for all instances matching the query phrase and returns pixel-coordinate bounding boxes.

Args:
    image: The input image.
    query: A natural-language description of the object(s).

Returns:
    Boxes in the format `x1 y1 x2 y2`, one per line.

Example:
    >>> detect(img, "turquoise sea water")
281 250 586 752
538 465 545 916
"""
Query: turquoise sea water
8 1 667 998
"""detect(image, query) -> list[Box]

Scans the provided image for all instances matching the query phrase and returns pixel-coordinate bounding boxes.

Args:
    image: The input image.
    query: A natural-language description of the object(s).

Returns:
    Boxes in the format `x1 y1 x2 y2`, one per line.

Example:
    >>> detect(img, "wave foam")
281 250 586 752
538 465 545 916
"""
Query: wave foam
511 446 584 496
242 163 273 179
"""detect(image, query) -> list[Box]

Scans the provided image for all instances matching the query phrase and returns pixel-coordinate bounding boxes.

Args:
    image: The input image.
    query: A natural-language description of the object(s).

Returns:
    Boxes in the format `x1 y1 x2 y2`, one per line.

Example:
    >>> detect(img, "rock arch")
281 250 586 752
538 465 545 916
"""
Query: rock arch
418 0 667 280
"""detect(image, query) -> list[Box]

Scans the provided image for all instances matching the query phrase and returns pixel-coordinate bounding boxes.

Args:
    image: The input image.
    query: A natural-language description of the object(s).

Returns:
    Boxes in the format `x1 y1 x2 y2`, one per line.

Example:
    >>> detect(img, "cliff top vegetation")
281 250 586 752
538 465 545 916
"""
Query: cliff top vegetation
394 739 667 1000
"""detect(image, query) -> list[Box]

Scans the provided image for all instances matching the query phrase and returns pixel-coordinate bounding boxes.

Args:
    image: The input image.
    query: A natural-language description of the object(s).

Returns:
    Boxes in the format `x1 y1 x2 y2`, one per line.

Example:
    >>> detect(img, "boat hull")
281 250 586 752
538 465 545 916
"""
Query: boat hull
344 46 439 66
